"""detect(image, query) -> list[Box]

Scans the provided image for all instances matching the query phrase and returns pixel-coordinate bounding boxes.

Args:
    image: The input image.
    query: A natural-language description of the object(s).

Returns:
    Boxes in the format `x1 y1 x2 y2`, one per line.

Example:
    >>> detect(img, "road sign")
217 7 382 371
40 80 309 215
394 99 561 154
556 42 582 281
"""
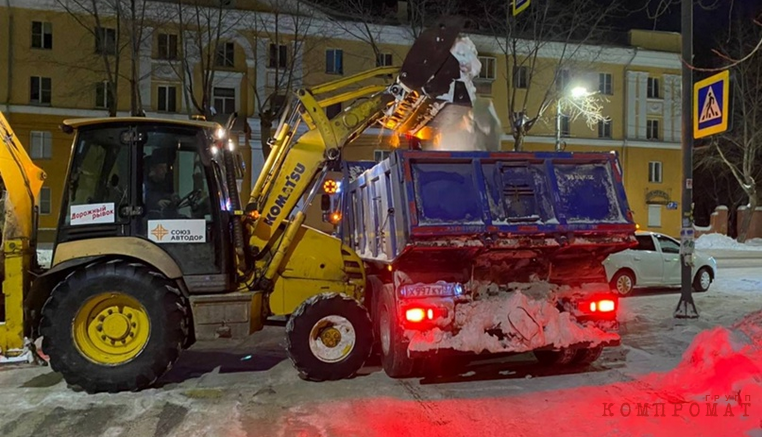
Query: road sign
667 201 678 210
513 0 530 16
694 70 729 139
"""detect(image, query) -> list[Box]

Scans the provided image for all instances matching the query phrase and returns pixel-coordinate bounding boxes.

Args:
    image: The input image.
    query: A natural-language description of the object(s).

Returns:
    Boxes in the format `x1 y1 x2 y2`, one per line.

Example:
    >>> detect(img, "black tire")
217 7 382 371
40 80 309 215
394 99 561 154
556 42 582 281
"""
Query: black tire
286 292 373 381
570 346 604 366
692 267 712 292
378 285 417 378
39 260 187 394
534 348 577 366
610 270 636 296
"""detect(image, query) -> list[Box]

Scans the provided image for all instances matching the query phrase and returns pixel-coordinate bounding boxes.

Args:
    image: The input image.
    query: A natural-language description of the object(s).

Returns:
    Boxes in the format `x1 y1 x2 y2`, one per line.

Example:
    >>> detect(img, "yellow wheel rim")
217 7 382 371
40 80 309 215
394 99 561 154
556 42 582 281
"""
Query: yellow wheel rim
73 292 151 365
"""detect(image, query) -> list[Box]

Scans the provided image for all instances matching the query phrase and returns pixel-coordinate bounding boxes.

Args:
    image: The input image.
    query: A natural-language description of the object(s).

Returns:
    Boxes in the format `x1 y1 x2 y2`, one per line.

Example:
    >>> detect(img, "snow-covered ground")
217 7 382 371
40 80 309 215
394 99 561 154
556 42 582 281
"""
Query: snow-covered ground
696 233 762 251
0 255 759 436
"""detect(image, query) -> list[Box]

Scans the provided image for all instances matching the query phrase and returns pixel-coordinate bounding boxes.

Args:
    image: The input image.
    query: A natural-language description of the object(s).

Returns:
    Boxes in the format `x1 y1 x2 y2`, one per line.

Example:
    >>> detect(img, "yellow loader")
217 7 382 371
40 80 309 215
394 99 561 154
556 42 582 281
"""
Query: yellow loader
0 17 477 392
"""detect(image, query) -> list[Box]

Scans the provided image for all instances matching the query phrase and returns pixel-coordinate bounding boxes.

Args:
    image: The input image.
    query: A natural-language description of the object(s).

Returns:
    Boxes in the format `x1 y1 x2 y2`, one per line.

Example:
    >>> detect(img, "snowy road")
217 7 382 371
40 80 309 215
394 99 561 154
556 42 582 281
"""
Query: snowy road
1 257 761 437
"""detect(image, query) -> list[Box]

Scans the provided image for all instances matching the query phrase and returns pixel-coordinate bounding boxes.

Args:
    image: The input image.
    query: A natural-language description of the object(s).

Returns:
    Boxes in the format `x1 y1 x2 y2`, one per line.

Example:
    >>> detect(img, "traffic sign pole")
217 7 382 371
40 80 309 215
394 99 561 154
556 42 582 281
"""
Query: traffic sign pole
675 0 699 319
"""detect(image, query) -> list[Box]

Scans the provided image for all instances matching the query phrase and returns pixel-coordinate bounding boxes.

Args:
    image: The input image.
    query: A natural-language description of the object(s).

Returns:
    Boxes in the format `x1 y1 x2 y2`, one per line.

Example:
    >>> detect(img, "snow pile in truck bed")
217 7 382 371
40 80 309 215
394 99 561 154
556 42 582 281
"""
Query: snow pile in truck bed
407 285 619 354
695 233 762 251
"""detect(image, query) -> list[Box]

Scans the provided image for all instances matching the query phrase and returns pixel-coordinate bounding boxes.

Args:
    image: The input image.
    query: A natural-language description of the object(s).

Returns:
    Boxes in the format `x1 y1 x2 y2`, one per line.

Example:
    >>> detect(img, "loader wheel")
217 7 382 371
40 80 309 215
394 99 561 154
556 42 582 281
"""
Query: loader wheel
378 284 417 378
40 260 187 393
286 293 373 381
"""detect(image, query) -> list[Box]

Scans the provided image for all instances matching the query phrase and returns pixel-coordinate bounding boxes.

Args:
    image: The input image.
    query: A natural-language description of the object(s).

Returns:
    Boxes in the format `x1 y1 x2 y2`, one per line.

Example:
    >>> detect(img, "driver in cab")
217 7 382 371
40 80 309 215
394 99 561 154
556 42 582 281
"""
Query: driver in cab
144 149 180 216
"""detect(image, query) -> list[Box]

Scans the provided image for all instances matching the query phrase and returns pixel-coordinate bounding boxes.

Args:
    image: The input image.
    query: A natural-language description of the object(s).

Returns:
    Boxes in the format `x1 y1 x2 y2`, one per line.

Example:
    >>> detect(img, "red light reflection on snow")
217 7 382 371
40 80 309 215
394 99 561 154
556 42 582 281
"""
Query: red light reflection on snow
265 321 762 437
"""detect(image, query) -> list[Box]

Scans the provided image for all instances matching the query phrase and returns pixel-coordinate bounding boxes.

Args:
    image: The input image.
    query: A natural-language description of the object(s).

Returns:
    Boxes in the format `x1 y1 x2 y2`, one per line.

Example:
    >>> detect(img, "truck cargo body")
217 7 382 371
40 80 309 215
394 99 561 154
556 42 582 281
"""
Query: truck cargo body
337 150 637 369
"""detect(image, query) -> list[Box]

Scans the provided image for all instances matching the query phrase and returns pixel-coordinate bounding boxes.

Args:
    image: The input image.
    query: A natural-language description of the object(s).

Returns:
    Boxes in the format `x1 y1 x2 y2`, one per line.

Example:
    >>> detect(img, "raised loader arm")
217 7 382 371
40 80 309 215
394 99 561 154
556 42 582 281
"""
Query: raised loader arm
0 111 47 361
243 17 477 287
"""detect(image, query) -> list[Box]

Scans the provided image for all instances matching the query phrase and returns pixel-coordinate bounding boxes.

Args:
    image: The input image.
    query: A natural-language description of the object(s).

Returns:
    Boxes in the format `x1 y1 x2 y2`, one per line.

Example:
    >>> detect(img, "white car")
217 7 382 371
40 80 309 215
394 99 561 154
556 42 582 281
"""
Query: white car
602 231 717 295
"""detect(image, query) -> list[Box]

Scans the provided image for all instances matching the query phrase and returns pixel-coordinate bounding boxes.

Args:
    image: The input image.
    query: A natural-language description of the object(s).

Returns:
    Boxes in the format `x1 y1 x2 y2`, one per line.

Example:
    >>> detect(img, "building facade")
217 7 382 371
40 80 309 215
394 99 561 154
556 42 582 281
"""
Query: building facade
1 0 684 240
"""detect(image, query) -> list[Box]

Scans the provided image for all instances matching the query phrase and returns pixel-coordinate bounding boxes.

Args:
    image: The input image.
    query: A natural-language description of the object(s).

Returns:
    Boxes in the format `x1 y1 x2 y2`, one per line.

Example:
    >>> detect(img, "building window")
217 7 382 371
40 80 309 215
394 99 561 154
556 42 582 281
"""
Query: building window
30 131 53 159
32 21 53 49
599 73 613 95
39 187 52 215
598 119 612 138
95 81 113 109
556 68 570 91
374 150 390 162
648 161 663 183
157 86 177 112
647 119 660 140
213 87 236 114
513 66 528 89
376 53 393 67
478 56 496 80
157 33 178 60
269 44 287 69
560 114 570 137
647 77 660 99
95 27 117 55
215 42 234 67
30 76 51 105
326 102 342 119
326 49 343 74
648 204 661 228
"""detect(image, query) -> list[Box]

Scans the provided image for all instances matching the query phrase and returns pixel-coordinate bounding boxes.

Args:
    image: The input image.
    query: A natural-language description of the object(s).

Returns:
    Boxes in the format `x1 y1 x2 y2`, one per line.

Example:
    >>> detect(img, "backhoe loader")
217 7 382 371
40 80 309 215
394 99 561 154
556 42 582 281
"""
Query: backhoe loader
0 17 477 392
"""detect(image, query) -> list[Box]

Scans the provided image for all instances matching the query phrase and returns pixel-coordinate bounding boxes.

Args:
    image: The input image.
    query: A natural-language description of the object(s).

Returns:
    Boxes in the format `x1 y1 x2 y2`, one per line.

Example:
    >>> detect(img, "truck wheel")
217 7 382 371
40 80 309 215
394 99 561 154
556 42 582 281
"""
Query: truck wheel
692 267 712 292
378 285 417 378
534 348 577 366
39 260 187 393
286 293 373 381
570 346 604 366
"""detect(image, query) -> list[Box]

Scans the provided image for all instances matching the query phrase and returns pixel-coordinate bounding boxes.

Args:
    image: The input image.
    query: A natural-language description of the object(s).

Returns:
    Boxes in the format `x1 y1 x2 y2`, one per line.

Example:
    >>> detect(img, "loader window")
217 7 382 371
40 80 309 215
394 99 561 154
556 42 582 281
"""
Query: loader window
65 126 131 226
142 140 212 221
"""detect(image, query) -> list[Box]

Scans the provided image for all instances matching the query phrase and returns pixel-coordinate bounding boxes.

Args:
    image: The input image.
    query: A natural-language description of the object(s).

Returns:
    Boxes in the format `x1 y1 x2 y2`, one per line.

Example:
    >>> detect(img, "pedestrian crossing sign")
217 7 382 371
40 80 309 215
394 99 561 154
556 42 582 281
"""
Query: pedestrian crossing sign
694 70 729 139
513 0 530 16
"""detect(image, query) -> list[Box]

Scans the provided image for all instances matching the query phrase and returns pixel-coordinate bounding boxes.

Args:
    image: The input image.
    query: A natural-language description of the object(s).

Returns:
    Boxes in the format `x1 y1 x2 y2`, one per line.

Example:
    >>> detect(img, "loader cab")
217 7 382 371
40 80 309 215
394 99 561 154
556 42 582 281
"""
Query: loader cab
55 118 236 292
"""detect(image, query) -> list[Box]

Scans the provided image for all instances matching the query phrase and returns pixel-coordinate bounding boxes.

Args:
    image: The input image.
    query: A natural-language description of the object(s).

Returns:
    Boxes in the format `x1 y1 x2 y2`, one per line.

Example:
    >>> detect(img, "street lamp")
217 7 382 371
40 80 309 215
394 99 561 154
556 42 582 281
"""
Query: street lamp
555 86 593 151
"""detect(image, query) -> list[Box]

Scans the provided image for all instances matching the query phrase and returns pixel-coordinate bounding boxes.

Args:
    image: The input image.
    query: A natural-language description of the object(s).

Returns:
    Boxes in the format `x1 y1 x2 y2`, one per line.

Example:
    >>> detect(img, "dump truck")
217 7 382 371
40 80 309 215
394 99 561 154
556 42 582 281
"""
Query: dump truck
322 149 637 376
0 17 483 391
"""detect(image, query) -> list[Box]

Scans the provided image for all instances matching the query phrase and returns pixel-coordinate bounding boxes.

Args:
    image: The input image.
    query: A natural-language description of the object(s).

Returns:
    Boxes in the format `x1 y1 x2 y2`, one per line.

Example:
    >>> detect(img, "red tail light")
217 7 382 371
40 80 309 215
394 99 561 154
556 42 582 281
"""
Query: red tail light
406 308 426 323
404 307 444 325
595 299 616 312
581 297 617 315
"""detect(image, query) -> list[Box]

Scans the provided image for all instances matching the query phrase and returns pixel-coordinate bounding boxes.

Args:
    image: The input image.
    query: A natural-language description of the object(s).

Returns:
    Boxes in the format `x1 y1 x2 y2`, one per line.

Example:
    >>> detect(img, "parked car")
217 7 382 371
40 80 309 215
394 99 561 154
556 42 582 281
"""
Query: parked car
602 231 717 295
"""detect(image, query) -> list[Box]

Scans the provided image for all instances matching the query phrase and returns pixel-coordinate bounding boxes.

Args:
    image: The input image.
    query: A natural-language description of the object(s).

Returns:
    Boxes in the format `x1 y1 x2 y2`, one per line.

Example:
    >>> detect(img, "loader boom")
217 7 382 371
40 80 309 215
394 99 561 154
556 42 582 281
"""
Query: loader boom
0 111 47 360
244 17 476 287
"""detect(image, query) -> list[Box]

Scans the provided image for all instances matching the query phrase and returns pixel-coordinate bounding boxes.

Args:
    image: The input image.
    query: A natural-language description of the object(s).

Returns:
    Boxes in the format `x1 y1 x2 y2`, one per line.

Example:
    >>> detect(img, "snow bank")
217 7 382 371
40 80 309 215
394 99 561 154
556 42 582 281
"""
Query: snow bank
695 233 762 251
407 287 619 354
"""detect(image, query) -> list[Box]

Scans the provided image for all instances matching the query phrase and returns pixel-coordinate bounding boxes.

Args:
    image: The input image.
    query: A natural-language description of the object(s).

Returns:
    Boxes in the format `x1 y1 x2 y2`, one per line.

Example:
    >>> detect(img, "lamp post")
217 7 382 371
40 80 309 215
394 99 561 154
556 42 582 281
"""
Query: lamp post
555 86 590 151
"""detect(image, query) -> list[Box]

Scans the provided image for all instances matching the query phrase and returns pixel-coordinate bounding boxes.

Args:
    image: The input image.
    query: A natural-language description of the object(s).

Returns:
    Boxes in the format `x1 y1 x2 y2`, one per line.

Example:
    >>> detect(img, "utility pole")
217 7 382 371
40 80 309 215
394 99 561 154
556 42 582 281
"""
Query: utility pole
555 99 562 151
674 0 698 319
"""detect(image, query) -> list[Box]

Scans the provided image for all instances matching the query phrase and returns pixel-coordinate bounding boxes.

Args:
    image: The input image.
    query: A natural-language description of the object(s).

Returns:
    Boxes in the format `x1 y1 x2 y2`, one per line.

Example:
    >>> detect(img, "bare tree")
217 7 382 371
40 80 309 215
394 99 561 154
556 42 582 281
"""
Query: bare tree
480 0 619 150
167 0 243 118
56 0 165 116
697 21 762 241
248 2 325 159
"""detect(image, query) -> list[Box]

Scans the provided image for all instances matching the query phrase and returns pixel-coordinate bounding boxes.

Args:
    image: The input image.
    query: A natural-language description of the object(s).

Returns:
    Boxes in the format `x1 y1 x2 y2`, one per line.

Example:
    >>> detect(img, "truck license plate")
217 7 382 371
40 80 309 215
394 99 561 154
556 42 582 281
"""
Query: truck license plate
398 283 461 298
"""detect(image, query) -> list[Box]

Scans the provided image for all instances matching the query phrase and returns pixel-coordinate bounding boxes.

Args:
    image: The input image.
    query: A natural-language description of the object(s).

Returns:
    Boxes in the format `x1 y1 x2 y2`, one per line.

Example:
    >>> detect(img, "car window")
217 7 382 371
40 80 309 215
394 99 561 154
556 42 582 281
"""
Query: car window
657 235 680 254
635 235 656 251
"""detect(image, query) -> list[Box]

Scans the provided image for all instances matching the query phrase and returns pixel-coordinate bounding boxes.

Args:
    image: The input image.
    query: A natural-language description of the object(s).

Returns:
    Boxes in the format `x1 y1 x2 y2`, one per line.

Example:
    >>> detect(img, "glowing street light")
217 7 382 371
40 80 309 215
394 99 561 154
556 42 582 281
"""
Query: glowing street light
556 86 591 151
